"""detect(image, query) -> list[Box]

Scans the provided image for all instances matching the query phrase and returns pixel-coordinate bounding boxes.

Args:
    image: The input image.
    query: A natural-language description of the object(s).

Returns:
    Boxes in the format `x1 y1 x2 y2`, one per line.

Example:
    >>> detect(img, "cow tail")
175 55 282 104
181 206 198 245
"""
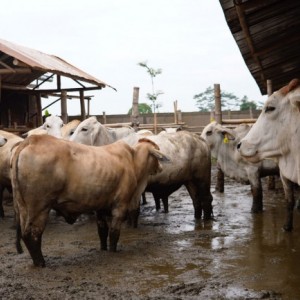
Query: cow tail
11 141 28 254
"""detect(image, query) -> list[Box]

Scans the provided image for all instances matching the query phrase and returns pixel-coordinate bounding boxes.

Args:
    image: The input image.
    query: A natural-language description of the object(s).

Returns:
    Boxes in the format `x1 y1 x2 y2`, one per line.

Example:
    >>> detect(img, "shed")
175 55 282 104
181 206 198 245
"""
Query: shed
0 38 114 132
219 0 300 94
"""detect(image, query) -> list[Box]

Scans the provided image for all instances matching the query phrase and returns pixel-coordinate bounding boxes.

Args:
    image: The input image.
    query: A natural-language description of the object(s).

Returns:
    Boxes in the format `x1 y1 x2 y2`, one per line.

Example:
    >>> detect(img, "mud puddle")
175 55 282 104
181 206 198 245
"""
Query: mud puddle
0 165 300 299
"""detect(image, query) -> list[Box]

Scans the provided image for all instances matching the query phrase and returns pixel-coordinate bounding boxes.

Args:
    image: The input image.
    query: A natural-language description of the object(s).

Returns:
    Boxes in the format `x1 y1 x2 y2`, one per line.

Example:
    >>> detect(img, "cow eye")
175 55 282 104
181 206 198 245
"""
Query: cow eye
81 127 88 132
265 106 275 113
206 130 213 136
46 124 51 128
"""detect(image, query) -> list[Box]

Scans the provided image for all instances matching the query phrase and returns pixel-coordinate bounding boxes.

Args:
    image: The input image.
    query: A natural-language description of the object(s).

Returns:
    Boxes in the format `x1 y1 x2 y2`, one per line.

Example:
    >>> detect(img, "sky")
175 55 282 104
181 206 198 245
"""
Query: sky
0 0 266 116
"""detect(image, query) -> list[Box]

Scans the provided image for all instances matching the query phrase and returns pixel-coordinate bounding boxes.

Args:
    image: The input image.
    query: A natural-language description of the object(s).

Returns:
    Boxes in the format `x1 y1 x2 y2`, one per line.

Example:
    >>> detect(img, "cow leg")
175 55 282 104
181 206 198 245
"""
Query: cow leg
281 175 295 232
162 196 169 213
215 163 224 193
250 181 263 213
127 208 140 228
16 222 23 254
21 210 49 267
23 229 45 267
141 192 147 205
185 181 213 220
153 192 161 211
96 211 109 250
247 170 263 213
109 207 128 252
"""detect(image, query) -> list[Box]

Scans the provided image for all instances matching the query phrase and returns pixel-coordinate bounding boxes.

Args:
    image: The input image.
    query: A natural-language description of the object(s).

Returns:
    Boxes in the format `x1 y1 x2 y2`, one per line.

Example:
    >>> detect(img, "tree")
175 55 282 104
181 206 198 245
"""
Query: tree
138 61 163 113
239 96 257 111
194 86 252 112
128 103 153 115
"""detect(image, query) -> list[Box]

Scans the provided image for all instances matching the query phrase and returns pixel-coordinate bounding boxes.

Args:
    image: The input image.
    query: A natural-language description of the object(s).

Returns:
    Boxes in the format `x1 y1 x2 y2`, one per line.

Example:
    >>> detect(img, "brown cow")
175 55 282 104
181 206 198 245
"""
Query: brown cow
11 135 168 267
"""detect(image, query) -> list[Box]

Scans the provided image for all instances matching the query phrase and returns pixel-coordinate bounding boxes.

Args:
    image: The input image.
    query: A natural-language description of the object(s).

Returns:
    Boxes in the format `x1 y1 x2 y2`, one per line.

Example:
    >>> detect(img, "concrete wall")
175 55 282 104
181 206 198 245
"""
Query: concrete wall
70 109 261 133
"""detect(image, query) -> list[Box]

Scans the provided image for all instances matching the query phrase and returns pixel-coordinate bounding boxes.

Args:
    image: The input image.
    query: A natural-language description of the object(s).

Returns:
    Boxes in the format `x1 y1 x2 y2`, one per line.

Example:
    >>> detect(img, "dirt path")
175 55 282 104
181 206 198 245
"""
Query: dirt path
1 165 299 299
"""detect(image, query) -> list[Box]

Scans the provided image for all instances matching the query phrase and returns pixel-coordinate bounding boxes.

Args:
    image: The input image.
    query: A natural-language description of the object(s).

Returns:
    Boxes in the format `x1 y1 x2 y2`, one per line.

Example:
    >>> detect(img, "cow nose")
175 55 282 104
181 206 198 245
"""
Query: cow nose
237 142 241 150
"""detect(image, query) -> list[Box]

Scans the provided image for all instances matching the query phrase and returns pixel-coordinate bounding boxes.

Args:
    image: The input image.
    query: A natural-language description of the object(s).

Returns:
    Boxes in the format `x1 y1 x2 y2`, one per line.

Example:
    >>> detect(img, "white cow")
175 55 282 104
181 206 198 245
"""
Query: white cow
238 78 300 231
23 115 64 138
70 116 135 145
122 131 213 219
201 122 279 213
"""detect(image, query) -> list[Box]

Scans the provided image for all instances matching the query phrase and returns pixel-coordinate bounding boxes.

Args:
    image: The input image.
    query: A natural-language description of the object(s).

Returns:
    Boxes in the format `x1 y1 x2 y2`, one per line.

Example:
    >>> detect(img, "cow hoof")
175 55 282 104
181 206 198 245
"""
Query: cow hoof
33 259 46 268
251 207 263 213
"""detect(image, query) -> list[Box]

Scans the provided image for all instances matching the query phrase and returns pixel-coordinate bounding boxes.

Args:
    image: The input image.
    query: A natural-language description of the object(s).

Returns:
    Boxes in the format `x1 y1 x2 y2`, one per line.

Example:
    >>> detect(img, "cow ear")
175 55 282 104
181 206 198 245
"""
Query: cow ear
290 91 300 111
280 79 300 95
149 148 170 162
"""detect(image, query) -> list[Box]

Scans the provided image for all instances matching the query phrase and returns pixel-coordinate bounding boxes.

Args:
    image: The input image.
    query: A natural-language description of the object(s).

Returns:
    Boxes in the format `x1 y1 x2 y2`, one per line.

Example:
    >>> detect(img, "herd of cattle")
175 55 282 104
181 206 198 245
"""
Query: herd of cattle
0 78 299 267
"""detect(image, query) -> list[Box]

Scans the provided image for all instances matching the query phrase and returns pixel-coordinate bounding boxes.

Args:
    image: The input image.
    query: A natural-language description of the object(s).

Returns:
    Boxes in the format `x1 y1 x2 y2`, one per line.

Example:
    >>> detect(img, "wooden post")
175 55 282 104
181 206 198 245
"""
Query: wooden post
0 75 2 103
267 79 272 96
266 79 276 190
177 110 182 123
87 98 90 117
214 83 222 124
214 83 224 192
154 112 157 134
61 90 68 124
131 87 140 131
174 100 178 124
103 111 106 124
79 90 86 120
36 94 43 126
8 109 11 128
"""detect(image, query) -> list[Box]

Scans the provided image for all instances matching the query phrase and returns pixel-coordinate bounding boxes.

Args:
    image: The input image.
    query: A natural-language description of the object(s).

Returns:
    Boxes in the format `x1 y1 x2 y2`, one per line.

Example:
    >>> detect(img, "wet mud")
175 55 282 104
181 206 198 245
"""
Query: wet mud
1 164 300 299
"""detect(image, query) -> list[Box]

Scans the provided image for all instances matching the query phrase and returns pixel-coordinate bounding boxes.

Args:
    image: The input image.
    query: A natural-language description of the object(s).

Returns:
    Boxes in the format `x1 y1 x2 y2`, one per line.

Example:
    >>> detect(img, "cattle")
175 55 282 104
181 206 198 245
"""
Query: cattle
122 131 213 219
11 134 168 267
61 119 81 139
160 126 182 133
238 78 300 231
201 122 279 213
0 130 23 217
72 121 213 219
69 116 135 145
23 117 81 140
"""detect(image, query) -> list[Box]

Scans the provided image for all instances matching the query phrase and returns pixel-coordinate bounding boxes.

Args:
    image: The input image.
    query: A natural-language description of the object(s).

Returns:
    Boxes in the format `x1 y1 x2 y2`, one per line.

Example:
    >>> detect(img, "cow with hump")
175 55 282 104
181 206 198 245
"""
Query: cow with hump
238 78 300 231
11 134 168 267
71 120 214 220
201 122 279 213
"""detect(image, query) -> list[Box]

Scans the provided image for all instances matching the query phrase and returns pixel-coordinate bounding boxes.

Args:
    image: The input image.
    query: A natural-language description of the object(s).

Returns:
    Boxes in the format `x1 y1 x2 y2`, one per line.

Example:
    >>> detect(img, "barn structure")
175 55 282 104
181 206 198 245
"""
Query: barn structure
0 38 114 133
219 0 300 94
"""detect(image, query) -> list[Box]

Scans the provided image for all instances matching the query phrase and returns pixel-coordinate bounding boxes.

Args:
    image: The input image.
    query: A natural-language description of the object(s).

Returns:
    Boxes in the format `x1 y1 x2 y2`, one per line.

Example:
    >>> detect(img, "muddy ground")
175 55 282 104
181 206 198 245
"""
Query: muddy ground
1 165 300 299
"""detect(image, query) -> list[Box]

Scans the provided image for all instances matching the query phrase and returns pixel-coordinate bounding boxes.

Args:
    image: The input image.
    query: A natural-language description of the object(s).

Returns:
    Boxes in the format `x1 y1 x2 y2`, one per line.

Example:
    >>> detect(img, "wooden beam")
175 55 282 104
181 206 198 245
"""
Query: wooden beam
0 68 32 75
1 84 103 93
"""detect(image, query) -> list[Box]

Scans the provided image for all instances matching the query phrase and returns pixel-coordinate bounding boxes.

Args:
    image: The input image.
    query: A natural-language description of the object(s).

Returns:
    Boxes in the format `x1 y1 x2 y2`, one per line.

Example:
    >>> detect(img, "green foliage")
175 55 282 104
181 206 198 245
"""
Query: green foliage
239 96 257 111
128 103 153 115
194 86 257 112
138 61 163 113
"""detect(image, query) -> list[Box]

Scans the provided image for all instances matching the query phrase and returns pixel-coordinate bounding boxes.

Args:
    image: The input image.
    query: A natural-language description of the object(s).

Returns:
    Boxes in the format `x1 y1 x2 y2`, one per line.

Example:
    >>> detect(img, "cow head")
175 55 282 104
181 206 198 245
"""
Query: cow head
201 122 240 158
238 79 300 166
70 116 106 145
237 79 300 184
42 115 64 138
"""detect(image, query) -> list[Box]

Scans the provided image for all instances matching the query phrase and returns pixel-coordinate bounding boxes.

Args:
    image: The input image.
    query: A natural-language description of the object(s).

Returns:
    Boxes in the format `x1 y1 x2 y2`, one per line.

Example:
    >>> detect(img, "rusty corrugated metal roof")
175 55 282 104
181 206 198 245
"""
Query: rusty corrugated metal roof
219 0 300 94
0 38 114 90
